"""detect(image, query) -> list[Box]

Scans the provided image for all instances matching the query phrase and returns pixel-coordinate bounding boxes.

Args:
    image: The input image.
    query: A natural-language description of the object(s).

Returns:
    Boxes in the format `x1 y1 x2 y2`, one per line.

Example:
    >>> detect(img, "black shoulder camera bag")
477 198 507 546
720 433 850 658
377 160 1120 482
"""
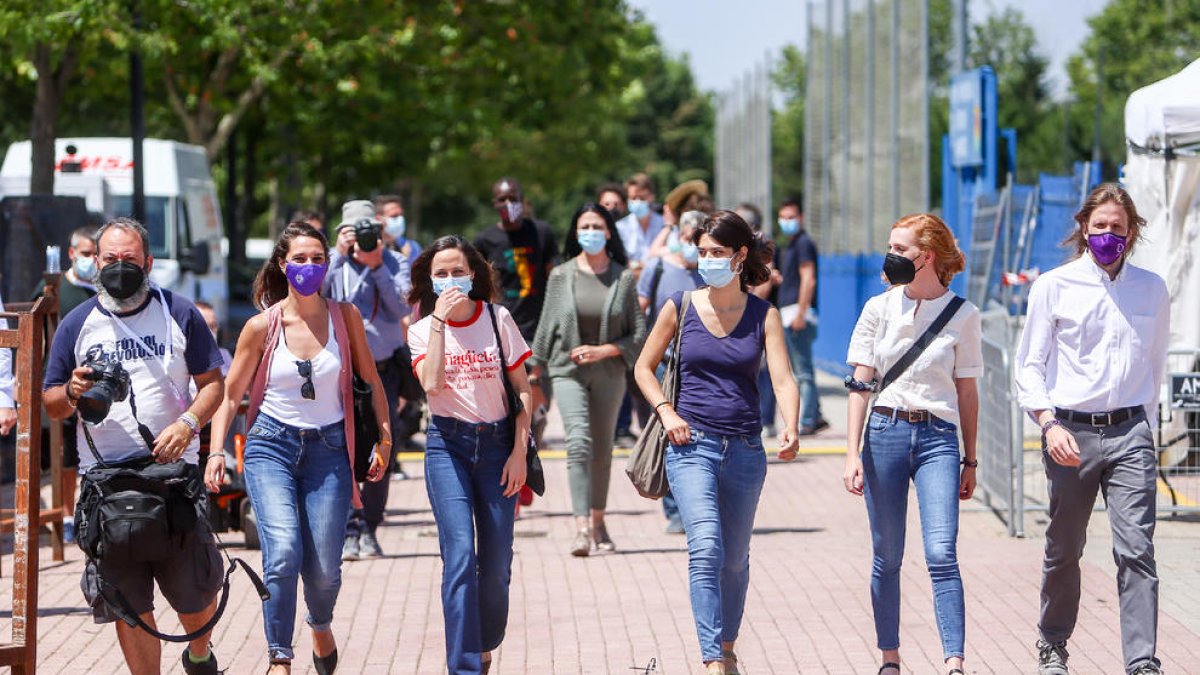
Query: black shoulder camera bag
75 383 268 642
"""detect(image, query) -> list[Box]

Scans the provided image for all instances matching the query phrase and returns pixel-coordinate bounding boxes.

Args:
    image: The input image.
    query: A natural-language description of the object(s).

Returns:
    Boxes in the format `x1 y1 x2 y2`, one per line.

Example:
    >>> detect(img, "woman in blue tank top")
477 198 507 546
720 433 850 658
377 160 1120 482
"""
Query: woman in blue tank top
635 210 801 675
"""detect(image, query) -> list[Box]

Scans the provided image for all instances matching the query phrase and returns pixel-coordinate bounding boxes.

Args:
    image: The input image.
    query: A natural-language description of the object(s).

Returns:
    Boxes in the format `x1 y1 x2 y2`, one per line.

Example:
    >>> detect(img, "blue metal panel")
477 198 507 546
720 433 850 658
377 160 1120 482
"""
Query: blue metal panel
813 252 886 375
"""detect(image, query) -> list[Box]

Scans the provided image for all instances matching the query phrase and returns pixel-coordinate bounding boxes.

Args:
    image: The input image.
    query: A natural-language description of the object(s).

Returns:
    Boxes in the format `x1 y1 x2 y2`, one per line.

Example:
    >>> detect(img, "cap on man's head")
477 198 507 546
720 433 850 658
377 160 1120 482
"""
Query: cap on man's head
339 200 380 229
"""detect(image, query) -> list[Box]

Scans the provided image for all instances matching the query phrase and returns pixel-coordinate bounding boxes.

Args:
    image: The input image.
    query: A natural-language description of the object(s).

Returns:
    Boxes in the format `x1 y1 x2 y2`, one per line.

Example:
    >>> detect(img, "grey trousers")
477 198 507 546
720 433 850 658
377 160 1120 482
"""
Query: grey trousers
1039 412 1159 673
554 364 626 518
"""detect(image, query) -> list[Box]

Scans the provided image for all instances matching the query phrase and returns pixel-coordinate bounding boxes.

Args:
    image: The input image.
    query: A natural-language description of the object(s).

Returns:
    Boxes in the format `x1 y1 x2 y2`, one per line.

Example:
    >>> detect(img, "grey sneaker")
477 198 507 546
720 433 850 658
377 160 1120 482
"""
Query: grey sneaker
359 529 384 558
1037 639 1069 675
341 534 360 561
1131 661 1163 675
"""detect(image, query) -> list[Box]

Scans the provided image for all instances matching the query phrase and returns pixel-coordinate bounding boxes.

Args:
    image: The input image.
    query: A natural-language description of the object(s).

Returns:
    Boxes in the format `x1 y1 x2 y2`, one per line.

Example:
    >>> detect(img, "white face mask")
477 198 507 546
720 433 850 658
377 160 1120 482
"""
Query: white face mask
73 254 98 281
385 215 406 239
505 201 524 223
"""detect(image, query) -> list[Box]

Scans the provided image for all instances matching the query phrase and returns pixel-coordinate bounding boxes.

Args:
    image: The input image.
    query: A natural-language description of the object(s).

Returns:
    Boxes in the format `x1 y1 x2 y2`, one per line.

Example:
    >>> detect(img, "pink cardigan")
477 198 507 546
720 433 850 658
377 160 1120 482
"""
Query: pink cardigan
245 300 361 508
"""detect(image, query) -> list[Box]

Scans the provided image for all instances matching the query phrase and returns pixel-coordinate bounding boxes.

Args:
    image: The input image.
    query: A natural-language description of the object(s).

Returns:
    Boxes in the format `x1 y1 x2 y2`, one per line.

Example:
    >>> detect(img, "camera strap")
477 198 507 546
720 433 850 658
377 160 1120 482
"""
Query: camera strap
107 286 186 409
80 385 159 468
98 554 269 643
342 263 371 301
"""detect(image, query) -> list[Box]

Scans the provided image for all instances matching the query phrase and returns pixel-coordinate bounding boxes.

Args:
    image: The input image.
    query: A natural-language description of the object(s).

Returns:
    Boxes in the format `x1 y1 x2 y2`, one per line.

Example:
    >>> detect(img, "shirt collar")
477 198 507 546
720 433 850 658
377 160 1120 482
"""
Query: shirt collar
1073 253 1128 283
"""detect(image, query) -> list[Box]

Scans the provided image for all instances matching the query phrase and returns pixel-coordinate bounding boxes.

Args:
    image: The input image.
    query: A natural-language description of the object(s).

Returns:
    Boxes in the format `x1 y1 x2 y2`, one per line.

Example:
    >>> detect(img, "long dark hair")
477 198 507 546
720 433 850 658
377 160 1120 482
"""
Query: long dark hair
561 202 629 266
407 235 498 318
695 210 773 291
253 222 329 309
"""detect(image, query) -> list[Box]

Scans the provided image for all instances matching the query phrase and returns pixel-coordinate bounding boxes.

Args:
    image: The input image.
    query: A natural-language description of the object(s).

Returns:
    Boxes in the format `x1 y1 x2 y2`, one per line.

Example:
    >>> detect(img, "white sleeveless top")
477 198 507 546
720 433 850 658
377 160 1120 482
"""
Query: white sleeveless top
259 315 344 428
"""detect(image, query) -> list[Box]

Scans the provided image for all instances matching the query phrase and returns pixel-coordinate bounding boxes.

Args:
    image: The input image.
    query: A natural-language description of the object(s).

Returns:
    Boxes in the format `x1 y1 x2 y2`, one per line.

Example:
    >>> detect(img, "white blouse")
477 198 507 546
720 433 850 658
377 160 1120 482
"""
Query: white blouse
847 286 983 426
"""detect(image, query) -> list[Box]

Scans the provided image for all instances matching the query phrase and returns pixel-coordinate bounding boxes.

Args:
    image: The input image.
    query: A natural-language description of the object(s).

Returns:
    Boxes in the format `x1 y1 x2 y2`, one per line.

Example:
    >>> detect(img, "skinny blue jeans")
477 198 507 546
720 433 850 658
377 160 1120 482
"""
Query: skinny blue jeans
243 413 352 661
665 429 767 663
425 415 518 675
862 411 965 660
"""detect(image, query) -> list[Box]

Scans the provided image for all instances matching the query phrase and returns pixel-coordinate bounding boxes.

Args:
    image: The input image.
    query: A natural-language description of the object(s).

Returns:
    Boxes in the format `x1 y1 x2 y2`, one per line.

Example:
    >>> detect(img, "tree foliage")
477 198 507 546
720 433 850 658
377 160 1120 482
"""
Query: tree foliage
0 2 714 240
1065 0 1200 177
969 7 1058 183
771 44 805 208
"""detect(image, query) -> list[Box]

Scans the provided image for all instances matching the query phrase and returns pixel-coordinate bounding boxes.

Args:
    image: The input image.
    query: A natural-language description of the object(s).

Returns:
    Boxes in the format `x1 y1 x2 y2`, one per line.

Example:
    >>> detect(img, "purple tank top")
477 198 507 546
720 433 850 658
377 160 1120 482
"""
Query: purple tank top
672 291 768 436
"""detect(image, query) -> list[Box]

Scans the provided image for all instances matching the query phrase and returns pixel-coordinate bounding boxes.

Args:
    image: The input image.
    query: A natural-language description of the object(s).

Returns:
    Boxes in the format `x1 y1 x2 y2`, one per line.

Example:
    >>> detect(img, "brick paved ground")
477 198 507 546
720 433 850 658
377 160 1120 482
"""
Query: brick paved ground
5 374 1200 674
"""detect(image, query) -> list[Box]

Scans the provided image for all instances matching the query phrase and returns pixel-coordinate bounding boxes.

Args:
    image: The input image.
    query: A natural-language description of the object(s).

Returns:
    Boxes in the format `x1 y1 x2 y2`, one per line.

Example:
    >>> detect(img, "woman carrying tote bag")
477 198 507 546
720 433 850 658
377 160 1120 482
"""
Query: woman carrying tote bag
407 235 532 675
634 210 800 675
842 213 981 675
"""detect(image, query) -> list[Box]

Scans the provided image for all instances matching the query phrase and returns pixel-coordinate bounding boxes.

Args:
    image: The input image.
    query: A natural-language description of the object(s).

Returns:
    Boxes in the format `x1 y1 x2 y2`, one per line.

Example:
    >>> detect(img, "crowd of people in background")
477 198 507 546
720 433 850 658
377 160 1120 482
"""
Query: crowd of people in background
0 176 1165 675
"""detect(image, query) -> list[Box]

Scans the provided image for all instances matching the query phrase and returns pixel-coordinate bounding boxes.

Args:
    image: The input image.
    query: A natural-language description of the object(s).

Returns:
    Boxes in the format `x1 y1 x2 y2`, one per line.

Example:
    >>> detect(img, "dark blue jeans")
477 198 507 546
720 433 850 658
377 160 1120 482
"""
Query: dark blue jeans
862 411 965 660
425 415 518 675
243 413 351 661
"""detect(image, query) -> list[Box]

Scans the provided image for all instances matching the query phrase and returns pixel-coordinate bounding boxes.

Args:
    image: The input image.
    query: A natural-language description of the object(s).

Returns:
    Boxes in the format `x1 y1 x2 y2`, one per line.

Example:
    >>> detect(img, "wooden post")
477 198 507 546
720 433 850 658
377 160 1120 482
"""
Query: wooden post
0 296 48 673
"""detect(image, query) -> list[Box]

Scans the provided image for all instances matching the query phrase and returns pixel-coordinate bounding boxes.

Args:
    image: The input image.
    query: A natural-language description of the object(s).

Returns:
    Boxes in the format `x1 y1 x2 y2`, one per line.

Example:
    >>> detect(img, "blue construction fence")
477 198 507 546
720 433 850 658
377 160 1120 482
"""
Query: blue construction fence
812 162 1100 375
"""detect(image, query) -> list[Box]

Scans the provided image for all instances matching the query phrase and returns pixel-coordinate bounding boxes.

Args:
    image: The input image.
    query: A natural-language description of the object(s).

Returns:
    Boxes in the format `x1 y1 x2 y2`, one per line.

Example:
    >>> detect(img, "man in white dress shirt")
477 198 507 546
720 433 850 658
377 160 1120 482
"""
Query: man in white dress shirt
1016 184 1170 675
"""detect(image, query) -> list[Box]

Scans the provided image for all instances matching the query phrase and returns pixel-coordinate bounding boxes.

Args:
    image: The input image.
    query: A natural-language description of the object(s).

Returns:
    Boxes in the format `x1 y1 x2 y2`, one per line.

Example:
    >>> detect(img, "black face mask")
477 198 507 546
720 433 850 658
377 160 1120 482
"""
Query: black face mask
99 260 147 300
882 253 924 285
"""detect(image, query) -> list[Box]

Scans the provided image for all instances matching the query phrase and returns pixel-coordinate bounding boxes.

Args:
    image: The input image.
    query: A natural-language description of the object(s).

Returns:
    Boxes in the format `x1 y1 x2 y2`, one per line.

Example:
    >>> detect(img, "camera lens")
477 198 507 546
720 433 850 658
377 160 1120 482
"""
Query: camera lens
77 384 115 424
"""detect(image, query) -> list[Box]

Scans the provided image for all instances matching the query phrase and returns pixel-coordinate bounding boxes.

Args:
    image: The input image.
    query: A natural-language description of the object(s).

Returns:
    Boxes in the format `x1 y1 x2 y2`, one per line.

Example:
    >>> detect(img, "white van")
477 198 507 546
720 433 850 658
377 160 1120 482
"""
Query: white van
0 137 228 320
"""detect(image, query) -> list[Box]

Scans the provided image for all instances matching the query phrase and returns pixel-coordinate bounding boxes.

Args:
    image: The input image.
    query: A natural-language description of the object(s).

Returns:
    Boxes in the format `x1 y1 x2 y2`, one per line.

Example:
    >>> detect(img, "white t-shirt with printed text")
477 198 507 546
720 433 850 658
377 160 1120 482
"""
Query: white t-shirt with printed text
408 301 531 424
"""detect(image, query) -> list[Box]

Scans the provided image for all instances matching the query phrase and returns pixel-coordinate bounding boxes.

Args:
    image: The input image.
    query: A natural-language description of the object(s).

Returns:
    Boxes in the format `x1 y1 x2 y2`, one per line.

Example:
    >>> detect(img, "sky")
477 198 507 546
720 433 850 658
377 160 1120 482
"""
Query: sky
631 0 1108 98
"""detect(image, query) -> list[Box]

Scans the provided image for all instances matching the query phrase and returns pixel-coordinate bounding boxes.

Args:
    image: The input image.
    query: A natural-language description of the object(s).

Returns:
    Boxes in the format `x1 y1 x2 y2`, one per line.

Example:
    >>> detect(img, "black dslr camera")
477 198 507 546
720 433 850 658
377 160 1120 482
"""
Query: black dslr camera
78 356 132 424
353 218 381 252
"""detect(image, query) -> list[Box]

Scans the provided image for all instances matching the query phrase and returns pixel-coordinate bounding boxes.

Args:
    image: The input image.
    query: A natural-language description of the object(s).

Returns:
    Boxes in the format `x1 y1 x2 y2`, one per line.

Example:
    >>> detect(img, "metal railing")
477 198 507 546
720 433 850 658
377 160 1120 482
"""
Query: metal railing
976 335 1022 535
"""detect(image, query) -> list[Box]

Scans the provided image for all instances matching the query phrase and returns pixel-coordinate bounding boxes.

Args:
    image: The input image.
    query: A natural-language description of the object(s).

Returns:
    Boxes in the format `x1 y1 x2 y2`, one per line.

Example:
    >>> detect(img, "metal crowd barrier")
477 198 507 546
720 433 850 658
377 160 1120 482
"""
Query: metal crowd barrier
976 336 1021 536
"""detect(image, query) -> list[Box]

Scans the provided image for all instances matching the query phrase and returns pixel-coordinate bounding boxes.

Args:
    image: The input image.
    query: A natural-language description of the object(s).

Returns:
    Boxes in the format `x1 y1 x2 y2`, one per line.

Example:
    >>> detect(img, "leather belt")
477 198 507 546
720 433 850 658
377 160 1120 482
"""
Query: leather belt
1054 406 1142 427
872 406 930 423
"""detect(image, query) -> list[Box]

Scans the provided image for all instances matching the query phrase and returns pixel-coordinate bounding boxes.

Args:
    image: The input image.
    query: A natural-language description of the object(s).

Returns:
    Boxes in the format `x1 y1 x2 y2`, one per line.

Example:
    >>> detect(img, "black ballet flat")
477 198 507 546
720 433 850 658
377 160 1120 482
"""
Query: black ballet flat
878 663 900 675
313 648 338 675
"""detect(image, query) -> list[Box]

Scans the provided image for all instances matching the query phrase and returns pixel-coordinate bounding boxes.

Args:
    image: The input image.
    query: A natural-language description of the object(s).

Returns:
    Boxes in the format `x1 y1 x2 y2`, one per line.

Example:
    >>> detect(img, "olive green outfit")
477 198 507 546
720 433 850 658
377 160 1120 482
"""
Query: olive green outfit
531 258 646 517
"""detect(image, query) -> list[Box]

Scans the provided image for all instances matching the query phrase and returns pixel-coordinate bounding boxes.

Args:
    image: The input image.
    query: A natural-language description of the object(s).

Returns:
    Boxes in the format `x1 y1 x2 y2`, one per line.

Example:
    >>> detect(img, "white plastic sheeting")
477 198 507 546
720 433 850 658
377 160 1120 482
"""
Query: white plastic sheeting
1125 60 1200 352
1125 58 1200 151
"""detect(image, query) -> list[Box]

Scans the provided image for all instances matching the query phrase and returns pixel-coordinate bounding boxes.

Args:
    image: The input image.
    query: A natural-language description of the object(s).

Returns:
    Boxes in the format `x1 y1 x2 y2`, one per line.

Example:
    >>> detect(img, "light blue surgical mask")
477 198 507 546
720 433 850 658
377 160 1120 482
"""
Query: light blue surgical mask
628 199 651 219
667 230 682 254
778 218 800 236
577 229 607 255
432 275 473 296
681 243 699 263
385 215 406 239
697 256 737 288
73 254 97 281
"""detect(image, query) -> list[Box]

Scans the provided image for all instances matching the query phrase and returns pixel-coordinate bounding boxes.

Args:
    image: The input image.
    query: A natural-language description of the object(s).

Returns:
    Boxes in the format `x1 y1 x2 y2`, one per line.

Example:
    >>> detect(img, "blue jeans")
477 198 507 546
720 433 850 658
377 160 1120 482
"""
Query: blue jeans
425 416 518 675
862 411 965 660
243 413 352 661
665 429 768 662
785 324 822 428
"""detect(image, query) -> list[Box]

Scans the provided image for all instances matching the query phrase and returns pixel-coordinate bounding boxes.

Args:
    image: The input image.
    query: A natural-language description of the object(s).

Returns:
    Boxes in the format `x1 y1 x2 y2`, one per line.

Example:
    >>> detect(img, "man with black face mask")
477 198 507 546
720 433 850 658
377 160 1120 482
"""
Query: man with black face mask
42 217 227 675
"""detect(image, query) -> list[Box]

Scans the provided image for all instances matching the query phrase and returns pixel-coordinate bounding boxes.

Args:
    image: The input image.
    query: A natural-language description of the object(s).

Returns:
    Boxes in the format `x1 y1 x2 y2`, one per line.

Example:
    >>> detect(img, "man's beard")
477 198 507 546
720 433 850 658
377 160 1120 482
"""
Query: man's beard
96 276 151 313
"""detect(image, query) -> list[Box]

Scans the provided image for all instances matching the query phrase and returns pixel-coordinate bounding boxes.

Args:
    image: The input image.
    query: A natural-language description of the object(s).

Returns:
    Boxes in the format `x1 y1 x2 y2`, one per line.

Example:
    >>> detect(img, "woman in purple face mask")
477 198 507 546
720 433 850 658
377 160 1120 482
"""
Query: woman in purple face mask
207 222 392 674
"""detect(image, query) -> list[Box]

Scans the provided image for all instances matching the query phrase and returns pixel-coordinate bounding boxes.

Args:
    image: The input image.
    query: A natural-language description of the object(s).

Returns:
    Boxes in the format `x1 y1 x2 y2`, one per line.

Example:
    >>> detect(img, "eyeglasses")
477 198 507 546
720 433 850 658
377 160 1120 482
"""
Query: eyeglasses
296 360 315 400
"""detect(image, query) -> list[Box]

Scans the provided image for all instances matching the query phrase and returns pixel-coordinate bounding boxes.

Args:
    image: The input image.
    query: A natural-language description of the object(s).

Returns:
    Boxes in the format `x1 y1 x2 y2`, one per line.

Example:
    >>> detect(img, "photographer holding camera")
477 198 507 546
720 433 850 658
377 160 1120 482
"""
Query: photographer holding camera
43 218 227 675
326 199 413 560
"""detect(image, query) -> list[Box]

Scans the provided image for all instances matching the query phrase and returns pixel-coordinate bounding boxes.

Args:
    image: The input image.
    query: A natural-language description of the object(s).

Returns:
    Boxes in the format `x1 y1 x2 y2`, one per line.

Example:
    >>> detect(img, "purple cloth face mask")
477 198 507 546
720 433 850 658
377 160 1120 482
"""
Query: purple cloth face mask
285 262 328 297
1087 232 1127 266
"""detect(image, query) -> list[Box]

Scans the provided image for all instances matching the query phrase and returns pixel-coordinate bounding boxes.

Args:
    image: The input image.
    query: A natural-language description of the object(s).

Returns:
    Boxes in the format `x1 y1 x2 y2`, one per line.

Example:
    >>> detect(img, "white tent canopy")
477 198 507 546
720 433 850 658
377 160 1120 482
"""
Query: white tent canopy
1125 58 1200 353
1126 59 1200 151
